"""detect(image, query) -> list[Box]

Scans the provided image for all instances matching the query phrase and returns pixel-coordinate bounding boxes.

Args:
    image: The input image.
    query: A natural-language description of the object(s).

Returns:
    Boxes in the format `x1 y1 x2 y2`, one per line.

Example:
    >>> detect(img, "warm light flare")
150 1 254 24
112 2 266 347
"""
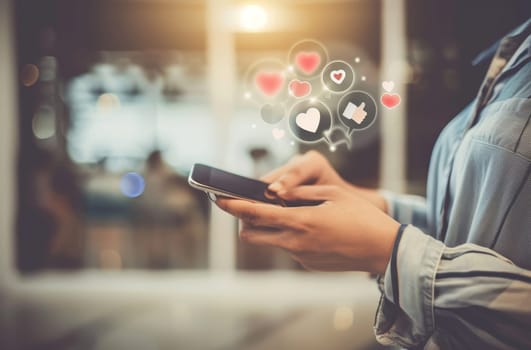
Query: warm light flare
239 4 268 32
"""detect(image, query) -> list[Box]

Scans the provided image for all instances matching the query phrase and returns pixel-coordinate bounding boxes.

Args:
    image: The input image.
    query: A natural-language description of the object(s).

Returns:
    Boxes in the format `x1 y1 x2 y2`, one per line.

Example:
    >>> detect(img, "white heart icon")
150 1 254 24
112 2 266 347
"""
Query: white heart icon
272 128 285 139
330 69 346 84
382 81 395 92
296 107 320 133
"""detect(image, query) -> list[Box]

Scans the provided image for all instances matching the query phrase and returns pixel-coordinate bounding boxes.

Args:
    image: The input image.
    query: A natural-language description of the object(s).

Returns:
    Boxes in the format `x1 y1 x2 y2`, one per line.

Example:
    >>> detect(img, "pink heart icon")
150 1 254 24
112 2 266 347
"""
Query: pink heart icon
330 69 346 84
295 51 321 75
288 80 311 98
381 93 401 109
272 128 285 140
255 71 284 97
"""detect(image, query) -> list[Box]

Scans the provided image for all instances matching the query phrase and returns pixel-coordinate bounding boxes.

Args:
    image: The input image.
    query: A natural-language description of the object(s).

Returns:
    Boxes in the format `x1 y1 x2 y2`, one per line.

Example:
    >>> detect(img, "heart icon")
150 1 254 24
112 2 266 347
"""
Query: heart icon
382 81 395 92
260 104 285 124
255 71 284 97
381 93 401 109
272 128 285 139
330 69 346 84
296 107 320 133
295 52 321 75
288 80 311 98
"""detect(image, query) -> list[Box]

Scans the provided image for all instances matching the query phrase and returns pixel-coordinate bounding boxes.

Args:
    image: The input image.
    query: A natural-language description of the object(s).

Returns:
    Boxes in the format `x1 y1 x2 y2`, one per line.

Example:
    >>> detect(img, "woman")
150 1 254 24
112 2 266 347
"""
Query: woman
216 19 531 349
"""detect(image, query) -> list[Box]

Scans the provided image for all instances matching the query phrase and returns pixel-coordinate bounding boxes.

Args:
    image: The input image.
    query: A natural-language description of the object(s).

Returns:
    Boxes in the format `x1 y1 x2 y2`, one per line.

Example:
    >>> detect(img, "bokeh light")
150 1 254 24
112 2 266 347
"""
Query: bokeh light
99 249 122 269
333 306 354 331
97 93 121 111
21 64 39 87
120 172 145 198
32 106 56 139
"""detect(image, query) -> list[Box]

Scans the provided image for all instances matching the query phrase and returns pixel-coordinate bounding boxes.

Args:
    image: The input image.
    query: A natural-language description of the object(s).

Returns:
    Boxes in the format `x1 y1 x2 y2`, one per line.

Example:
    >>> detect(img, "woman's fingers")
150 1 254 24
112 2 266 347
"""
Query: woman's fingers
216 197 295 228
276 185 340 201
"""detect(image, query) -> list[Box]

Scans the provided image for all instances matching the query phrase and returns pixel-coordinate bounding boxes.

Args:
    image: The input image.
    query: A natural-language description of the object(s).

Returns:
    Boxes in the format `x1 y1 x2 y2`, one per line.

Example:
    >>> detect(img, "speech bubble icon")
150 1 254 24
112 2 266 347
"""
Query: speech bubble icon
337 91 377 134
321 60 355 93
288 100 332 143
323 126 352 150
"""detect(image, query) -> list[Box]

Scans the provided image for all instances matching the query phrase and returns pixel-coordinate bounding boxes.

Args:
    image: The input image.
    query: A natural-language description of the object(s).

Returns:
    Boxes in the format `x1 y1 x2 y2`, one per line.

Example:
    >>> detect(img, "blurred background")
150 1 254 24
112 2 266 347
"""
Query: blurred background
0 0 529 349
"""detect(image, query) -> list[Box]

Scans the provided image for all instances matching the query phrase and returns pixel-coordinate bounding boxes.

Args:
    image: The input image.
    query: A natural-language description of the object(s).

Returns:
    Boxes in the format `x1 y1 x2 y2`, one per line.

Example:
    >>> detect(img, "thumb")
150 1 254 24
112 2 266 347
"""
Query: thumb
278 185 339 201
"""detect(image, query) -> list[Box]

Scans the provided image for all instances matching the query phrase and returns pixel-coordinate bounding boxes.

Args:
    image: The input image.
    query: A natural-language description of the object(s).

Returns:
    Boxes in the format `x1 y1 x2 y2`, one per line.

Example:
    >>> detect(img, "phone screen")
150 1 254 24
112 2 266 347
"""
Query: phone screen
189 164 322 207
190 164 279 205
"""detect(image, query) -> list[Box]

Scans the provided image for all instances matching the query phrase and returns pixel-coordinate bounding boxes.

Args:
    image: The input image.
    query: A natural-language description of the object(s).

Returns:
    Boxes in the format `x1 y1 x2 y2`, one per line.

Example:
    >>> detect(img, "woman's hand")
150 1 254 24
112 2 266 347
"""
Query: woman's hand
262 151 389 213
216 185 400 275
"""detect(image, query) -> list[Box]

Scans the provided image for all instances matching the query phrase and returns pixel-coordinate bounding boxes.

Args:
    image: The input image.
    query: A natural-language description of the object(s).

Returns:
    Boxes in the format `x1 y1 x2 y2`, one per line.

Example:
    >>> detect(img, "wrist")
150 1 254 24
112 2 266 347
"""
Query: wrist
348 185 389 213
372 220 402 275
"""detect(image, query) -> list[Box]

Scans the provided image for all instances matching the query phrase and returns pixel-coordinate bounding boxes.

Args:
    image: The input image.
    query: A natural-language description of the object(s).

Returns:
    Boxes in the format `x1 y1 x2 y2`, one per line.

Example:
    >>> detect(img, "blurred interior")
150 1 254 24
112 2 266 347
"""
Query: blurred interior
0 0 529 349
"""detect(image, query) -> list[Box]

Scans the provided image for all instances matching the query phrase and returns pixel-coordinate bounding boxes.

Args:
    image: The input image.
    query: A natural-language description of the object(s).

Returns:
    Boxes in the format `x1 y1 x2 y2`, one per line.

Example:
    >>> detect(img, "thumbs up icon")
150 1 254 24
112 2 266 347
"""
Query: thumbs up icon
342 102 368 125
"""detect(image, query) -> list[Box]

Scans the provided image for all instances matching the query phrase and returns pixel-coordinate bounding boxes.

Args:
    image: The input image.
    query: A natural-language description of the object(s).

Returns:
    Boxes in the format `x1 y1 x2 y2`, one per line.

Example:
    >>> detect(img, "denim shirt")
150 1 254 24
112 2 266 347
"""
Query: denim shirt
375 20 531 349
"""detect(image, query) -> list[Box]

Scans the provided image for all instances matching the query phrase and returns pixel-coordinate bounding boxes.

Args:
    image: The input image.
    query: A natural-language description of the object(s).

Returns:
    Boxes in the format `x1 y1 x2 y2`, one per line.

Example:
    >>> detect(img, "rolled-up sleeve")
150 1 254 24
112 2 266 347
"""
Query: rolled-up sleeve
374 225 531 349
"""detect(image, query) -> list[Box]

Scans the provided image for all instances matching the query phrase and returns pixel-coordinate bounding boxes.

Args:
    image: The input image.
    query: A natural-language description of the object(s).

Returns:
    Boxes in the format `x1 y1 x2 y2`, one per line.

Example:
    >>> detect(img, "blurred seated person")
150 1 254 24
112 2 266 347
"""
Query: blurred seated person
131 150 208 269
18 148 83 271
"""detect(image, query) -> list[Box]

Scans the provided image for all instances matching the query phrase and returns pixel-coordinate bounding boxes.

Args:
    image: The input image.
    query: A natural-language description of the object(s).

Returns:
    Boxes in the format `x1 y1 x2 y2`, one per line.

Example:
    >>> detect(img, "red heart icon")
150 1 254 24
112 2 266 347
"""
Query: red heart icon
255 71 284 97
288 79 311 98
295 51 321 75
381 93 401 109
333 73 343 81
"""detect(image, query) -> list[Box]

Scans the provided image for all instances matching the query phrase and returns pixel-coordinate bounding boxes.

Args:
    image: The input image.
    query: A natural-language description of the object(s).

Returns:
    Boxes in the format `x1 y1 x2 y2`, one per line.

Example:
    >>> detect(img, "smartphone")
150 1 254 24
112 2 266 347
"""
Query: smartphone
188 163 322 207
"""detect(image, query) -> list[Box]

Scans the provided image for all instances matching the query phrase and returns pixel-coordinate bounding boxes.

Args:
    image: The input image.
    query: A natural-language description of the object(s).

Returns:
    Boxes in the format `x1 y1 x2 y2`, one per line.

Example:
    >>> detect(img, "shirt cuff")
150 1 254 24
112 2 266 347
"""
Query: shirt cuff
374 225 445 346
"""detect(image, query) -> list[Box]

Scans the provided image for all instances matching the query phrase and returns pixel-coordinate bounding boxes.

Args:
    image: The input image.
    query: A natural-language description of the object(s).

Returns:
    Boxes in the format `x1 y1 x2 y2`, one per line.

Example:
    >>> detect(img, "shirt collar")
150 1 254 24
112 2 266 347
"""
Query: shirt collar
472 18 531 66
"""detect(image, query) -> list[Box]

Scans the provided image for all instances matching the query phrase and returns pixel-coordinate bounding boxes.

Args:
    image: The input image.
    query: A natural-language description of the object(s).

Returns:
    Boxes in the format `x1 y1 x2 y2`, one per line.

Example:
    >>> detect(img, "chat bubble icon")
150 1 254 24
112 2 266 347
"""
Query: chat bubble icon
288 100 332 143
337 91 377 134
321 60 355 93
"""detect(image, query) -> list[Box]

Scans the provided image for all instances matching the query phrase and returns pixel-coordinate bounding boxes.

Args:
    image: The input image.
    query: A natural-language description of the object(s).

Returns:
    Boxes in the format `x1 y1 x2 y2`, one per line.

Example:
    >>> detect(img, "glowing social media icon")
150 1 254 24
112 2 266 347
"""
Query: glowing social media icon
244 59 288 103
289 100 332 143
337 91 377 133
321 60 355 93
342 102 368 125
330 69 346 84
255 71 284 97
381 93 401 109
382 81 395 92
296 107 320 133
272 127 285 139
260 103 285 124
295 52 321 75
323 126 352 150
288 79 312 98
288 40 329 78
